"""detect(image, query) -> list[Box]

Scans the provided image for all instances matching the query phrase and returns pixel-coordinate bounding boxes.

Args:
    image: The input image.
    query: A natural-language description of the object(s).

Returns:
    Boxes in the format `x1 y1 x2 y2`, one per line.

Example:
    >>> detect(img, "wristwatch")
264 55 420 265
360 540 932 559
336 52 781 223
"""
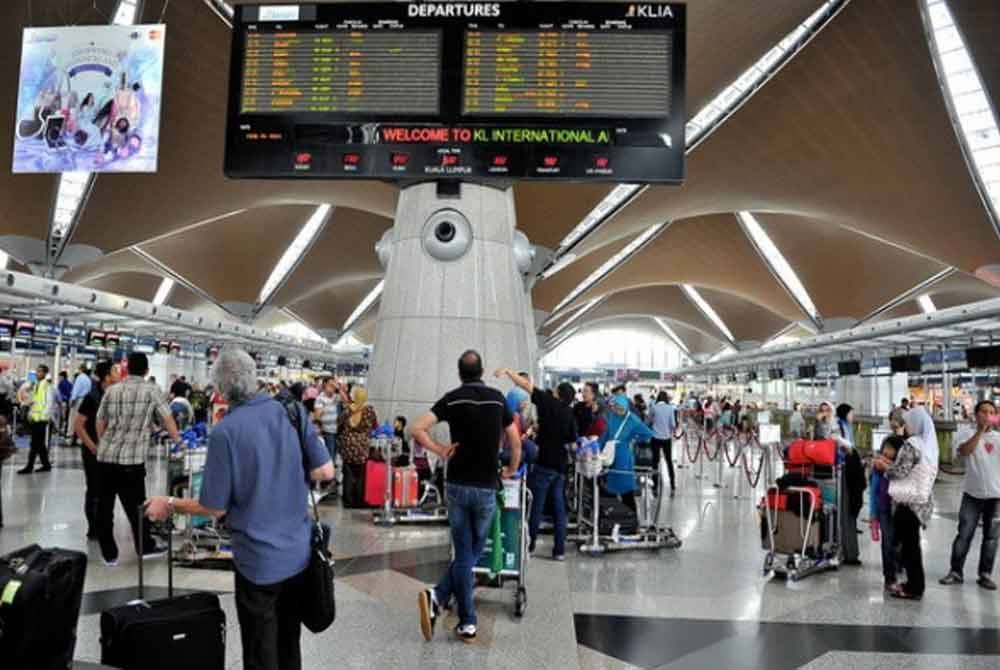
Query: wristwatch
167 496 176 514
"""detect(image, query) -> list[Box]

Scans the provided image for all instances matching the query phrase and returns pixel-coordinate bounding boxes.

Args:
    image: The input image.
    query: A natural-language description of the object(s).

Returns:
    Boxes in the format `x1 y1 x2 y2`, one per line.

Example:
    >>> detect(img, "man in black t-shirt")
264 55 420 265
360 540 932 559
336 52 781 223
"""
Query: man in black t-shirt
74 360 119 540
498 369 577 560
413 350 521 644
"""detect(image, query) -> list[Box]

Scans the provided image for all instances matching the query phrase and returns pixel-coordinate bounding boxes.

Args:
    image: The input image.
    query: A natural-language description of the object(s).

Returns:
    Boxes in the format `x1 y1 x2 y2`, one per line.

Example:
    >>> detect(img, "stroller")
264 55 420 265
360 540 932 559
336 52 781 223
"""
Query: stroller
761 439 841 581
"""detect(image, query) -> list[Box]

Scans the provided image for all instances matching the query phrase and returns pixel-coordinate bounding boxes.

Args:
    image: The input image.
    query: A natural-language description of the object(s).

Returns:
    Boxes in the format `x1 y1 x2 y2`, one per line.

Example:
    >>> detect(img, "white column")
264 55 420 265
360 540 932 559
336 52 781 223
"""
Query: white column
368 182 532 422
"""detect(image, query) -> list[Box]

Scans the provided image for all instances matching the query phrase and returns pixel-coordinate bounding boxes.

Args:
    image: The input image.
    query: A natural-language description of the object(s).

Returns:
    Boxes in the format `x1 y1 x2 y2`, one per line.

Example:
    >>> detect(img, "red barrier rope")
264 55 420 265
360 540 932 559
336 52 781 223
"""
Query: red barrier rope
742 444 766 488
723 436 741 467
702 430 723 462
684 431 701 463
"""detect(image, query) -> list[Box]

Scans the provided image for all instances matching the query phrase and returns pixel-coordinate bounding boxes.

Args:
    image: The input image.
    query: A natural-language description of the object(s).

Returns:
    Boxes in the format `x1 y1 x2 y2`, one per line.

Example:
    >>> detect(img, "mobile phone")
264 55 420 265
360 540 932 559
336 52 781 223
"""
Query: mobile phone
989 414 1000 427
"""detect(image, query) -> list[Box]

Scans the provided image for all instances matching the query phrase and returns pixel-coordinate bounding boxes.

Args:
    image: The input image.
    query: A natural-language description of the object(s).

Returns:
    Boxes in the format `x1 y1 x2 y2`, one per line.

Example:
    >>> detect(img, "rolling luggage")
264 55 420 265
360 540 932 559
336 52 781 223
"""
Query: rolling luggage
393 466 419 508
761 509 821 555
0 544 88 670
365 459 388 507
100 512 225 670
581 487 639 535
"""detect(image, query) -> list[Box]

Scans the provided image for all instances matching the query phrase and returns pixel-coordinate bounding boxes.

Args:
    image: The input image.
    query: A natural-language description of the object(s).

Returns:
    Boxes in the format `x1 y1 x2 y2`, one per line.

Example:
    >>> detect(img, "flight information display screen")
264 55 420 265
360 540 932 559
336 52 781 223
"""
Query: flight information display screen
240 30 441 114
225 2 685 183
462 30 672 118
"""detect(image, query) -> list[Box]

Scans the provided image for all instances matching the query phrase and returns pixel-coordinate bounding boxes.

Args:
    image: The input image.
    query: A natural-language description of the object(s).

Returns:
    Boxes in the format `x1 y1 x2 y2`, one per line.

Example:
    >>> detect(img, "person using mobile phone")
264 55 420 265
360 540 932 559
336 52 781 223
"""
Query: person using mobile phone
939 400 1000 590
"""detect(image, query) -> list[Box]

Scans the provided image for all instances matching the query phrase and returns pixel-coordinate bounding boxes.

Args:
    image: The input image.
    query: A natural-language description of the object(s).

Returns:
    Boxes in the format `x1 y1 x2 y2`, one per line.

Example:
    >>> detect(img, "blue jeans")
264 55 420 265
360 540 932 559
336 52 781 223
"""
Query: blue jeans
878 507 897 586
949 493 1000 578
527 466 566 557
434 483 497 627
322 433 337 462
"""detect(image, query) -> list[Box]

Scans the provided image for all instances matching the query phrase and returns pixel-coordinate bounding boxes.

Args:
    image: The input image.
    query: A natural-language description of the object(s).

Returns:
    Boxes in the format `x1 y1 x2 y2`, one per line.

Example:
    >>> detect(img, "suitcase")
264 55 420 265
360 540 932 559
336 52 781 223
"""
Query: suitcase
761 509 821 555
364 459 388 507
100 511 226 670
393 466 419 508
0 544 88 670
581 487 639 535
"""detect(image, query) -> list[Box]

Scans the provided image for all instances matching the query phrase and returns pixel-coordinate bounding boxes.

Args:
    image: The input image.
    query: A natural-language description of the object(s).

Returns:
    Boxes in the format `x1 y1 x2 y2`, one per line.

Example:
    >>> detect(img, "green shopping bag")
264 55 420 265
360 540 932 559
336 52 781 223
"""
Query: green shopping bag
488 496 504 578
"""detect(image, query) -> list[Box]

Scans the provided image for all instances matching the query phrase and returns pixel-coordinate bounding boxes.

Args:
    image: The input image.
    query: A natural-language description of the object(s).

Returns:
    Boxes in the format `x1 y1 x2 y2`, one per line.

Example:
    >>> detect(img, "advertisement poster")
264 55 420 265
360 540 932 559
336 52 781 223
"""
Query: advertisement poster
13 24 166 173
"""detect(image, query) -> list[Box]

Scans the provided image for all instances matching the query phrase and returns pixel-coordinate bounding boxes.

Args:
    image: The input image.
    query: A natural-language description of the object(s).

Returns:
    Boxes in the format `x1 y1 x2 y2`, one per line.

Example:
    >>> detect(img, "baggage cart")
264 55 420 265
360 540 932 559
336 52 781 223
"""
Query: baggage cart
370 435 448 526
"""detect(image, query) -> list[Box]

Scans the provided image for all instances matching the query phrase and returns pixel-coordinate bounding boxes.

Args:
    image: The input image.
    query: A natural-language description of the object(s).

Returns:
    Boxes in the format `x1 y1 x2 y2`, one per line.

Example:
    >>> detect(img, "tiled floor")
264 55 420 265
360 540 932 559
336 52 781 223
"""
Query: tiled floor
2 442 999 669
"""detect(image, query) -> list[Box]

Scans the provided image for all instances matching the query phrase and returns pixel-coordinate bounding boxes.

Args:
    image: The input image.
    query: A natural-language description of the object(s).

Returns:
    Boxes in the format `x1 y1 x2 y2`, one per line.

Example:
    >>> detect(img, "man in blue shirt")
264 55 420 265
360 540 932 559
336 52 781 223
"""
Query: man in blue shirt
68 365 92 447
649 391 677 496
146 348 333 670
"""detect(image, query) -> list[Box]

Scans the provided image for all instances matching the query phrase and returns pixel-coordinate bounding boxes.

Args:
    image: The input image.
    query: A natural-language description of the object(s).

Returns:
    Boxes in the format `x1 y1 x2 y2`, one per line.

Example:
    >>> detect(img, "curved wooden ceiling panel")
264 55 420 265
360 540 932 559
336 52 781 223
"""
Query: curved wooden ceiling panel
139 205 316 305
577 0 1000 275
874 272 1000 322
270 207 390 307
564 214 801 318
288 277 382 332
69 0 397 254
82 271 162 302
62 249 161 284
756 213 947 319
696 287 789 344
531 235 632 313
573 285 724 341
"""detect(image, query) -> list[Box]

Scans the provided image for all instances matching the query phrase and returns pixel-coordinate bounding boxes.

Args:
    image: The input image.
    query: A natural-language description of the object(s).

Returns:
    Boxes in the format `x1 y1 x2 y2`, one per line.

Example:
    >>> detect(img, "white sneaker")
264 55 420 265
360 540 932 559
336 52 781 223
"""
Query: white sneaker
102 557 119 567
455 624 477 643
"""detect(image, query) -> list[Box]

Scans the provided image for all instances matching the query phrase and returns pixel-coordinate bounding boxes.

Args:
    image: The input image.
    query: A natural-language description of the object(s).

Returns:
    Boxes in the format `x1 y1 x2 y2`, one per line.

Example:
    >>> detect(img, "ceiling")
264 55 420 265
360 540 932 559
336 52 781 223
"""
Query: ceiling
1 0 999 360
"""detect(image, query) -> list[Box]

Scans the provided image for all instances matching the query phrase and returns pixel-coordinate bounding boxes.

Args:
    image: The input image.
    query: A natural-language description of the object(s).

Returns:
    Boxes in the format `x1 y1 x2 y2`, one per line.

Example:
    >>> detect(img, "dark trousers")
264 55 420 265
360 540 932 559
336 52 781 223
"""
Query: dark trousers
82 446 99 537
342 462 365 508
949 493 1000 578
878 507 898 586
895 506 925 597
527 466 567 556
25 420 51 470
234 568 305 670
96 462 156 561
649 438 675 492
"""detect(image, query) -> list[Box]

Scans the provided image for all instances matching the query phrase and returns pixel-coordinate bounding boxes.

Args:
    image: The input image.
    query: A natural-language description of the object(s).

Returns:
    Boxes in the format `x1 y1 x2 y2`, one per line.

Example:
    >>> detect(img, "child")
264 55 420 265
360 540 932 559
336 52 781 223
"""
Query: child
870 436 900 593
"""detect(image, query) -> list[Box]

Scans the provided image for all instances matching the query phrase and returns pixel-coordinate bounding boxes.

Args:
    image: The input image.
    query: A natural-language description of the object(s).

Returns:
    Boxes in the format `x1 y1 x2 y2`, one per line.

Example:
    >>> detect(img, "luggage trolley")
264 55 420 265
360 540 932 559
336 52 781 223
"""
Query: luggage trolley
574 443 681 555
371 435 448 526
167 433 231 564
760 439 841 581
472 466 533 618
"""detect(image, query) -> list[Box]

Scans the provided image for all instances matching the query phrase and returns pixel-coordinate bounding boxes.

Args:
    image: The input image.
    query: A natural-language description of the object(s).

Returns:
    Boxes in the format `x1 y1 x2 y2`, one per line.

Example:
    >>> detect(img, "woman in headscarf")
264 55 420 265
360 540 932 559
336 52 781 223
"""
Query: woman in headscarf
338 386 378 508
874 433 934 600
836 403 867 566
904 406 939 476
600 394 655 517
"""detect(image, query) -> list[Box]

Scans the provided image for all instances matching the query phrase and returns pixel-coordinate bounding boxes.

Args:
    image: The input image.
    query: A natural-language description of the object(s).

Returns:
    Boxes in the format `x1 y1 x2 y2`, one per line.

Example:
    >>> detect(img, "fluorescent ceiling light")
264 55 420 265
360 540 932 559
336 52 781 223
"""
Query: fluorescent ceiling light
918 294 937 314
653 317 690 356
923 0 1000 231
738 211 820 321
549 221 669 317
539 253 578 280
51 172 93 237
152 278 174 306
342 280 384 335
112 0 140 24
0 250 8 270
554 184 643 252
544 0 844 281
683 285 735 343
258 205 332 305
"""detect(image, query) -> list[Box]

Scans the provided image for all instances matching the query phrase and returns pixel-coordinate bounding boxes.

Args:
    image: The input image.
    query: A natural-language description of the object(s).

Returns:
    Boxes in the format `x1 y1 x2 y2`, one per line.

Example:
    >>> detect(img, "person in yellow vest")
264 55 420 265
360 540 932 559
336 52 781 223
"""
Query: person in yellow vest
18 364 56 474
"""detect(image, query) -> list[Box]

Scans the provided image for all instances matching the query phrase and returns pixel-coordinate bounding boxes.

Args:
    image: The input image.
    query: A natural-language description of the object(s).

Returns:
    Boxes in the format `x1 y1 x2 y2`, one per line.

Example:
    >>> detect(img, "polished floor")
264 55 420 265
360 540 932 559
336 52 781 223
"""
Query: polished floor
2 441 999 669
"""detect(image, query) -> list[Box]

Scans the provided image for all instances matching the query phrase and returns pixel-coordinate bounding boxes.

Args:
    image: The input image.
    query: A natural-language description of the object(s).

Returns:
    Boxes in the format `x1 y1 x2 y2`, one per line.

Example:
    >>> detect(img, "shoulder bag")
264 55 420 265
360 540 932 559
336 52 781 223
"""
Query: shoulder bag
887 459 934 506
600 413 630 466
278 397 336 633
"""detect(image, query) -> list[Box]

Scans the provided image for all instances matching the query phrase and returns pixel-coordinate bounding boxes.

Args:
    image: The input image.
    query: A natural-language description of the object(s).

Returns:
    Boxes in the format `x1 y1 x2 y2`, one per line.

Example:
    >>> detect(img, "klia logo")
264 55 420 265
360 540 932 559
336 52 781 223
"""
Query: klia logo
627 4 674 18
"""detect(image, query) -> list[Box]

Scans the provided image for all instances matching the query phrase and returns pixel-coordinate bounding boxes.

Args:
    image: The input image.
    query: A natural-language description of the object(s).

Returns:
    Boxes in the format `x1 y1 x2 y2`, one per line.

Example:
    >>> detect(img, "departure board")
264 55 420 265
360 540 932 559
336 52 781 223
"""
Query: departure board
240 30 441 115
226 3 686 183
463 31 671 118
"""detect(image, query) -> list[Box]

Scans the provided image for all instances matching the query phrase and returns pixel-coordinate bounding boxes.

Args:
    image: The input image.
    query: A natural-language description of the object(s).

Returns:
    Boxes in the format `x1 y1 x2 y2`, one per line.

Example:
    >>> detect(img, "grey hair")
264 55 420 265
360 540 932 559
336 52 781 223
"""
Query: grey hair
212 348 258 406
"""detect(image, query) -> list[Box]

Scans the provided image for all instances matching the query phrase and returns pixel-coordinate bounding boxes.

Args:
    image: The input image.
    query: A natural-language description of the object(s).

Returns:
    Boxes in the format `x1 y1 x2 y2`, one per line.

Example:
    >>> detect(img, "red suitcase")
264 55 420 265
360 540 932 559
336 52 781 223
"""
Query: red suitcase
393 467 419 508
364 459 388 507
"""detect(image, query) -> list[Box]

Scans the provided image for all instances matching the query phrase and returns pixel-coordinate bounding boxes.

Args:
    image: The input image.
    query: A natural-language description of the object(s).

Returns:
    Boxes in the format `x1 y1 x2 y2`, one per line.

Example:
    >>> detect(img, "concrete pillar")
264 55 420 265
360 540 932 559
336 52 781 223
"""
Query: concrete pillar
367 182 533 423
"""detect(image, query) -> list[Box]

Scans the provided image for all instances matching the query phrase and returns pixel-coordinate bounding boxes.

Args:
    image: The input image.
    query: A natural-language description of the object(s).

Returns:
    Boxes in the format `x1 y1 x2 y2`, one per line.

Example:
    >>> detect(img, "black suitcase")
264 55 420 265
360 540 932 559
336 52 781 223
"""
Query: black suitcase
100 511 226 670
0 544 88 670
581 488 640 535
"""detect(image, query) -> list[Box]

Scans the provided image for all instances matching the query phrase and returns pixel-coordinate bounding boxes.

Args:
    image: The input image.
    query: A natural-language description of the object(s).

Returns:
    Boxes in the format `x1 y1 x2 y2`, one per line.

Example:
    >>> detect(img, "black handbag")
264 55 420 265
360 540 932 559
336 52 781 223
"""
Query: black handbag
278 398 336 633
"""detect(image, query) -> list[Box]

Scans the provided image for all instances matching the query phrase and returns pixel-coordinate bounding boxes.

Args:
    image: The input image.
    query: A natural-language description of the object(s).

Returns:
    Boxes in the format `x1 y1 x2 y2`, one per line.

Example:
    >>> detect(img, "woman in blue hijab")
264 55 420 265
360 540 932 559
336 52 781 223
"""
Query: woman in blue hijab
502 387 533 463
600 394 655 514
